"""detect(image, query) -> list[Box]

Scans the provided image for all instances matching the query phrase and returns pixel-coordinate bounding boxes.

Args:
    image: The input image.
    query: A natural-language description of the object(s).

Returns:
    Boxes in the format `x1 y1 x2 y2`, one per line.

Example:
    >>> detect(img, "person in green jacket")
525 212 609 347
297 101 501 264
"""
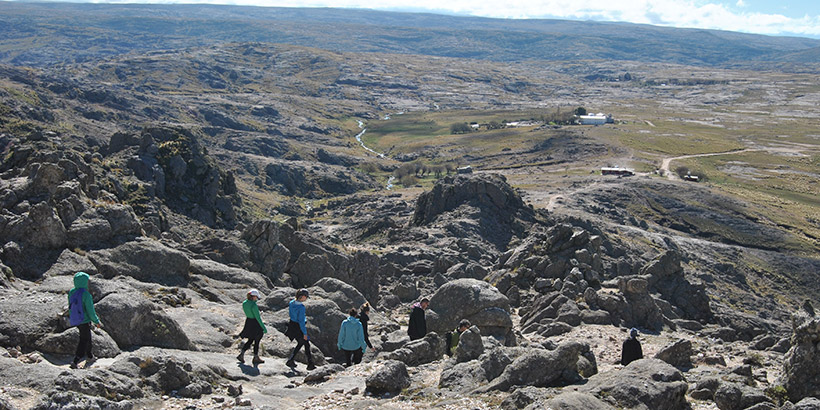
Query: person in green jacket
237 289 268 365
447 319 471 356
337 308 367 366
68 272 102 369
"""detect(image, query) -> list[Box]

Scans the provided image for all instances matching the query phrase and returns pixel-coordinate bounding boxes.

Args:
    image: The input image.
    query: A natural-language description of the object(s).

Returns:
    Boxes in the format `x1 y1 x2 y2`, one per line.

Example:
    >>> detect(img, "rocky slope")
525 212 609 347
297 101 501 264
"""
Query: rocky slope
1 7 820 409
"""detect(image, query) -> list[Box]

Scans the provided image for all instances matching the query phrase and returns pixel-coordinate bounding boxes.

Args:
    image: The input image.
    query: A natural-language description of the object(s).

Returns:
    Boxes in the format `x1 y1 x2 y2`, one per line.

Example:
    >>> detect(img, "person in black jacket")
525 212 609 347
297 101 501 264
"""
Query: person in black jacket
359 302 374 350
407 298 429 341
621 327 643 365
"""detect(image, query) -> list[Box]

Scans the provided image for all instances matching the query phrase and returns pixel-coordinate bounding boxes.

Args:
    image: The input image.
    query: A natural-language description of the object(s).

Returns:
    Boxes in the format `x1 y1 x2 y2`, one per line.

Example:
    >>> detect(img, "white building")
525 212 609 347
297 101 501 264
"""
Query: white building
579 113 613 125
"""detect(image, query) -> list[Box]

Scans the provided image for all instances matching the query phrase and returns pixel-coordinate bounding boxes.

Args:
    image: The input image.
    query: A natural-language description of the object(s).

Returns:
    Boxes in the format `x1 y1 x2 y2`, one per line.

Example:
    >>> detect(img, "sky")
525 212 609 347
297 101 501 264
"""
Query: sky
38 0 820 38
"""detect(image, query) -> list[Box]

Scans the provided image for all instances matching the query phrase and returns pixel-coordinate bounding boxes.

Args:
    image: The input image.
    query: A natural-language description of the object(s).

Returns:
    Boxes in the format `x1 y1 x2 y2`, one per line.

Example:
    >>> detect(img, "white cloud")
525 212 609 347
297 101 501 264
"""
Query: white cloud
736 0 745 7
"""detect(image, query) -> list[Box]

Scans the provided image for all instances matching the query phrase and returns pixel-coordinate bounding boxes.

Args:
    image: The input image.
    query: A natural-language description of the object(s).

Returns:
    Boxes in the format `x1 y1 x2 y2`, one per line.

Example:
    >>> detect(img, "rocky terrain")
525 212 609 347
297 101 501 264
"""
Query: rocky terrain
2 3 820 410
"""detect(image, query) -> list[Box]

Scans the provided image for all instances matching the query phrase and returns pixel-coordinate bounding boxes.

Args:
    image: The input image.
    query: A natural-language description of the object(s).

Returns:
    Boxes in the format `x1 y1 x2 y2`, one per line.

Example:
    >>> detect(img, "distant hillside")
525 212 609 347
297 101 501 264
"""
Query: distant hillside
1 1 819 69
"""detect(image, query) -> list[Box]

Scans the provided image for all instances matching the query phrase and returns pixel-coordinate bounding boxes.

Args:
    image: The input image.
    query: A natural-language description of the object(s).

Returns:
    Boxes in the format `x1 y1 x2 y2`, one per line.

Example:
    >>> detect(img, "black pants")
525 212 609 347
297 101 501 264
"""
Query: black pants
343 349 363 366
73 323 92 362
242 336 261 356
288 337 313 365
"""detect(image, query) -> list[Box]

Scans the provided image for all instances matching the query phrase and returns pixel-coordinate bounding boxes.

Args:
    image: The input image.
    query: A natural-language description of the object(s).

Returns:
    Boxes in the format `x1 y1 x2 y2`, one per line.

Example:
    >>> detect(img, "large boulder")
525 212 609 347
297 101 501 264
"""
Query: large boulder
270 297 346 356
0 292 65 350
385 332 445 366
654 338 693 369
713 382 773 410
456 326 484 363
35 326 121 358
439 346 513 392
480 341 591 392
310 277 368 312
579 358 689 410
95 292 195 350
241 219 289 281
188 259 269 291
780 306 820 403
89 238 190 285
538 392 615 410
365 360 410 395
427 278 512 342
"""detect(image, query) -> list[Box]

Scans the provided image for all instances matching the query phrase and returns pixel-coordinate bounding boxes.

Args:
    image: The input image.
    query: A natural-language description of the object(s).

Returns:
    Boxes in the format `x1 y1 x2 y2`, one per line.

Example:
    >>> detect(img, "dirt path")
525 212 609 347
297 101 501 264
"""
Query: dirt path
660 144 815 180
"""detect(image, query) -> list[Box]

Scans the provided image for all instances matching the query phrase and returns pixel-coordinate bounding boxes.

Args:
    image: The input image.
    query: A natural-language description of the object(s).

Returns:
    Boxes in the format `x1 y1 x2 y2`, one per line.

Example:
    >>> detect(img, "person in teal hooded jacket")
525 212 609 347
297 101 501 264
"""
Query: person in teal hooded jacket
237 289 267 365
68 272 101 369
337 308 367 366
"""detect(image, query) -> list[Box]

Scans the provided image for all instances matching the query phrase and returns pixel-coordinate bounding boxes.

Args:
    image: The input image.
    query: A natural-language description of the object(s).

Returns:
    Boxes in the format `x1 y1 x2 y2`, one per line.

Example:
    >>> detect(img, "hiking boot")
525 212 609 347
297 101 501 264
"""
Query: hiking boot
285 359 296 368
236 350 246 364
70 360 80 369
84 357 97 368
306 363 316 371
252 355 265 365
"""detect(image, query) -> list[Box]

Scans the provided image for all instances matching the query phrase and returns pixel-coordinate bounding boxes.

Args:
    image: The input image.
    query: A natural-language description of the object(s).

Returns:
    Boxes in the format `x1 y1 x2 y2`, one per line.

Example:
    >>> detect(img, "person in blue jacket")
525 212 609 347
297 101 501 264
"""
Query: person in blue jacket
237 289 267 365
285 288 315 370
68 272 102 369
337 308 367 366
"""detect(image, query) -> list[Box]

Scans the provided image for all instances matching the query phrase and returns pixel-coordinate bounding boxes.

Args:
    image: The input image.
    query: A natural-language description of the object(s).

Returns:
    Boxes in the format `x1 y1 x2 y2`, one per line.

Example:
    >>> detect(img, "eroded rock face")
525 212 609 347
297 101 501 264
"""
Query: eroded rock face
427 278 512 342
89 238 190 285
385 332 445 366
781 308 820 403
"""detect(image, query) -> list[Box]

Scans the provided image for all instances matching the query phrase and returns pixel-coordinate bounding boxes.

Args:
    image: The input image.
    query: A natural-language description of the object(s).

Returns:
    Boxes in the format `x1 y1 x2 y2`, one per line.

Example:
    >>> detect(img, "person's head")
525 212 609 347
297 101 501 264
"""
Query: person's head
296 288 309 302
349 308 358 317
629 328 639 338
420 298 430 310
457 319 471 333
73 271 90 289
247 289 260 301
360 302 370 314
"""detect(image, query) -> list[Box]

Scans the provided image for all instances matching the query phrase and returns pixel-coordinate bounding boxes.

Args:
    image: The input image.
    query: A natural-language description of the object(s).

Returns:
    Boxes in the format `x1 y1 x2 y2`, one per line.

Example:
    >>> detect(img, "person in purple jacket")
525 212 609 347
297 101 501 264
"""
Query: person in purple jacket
285 288 315 370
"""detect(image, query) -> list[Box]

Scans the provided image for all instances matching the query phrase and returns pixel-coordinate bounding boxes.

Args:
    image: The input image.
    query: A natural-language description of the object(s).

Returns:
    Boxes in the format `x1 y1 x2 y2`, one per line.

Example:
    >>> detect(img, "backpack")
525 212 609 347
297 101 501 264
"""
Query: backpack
69 288 86 326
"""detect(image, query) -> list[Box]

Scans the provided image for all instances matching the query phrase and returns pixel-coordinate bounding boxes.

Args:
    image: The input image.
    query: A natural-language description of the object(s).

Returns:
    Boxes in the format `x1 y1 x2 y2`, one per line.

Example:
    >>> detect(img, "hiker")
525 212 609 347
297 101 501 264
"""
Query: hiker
285 289 315 370
408 297 429 341
358 302 374 350
337 308 367 366
446 319 472 356
68 272 102 369
621 327 644 365
237 289 267 365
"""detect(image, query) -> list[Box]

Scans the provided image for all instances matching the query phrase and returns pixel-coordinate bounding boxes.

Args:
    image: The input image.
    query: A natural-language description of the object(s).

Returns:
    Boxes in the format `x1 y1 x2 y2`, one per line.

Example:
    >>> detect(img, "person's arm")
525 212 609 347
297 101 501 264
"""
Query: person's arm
337 322 345 350
252 303 267 333
362 319 373 348
637 341 643 359
297 304 307 336
83 291 101 325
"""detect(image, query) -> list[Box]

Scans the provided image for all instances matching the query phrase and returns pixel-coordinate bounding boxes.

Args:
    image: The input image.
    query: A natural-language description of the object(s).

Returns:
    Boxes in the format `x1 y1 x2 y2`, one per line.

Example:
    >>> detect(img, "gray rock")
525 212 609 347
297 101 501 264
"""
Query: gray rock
456 326 484 363
89 238 190 285
311 277 368 312
365 360 410 394
714 382 773 410
654 338 693 368
579 358 688 410
289 252 335 289
304 364 345 383
0 292 64 349
386 332 445 366
539 392 615 410
789 397 820 410
178 380 212 399
781 310 820 403
427 278 512 342
43 249 97 277
35 326 121 358
189 259 269 290
499 386 548 410
95 292 195 350
481 341 590 392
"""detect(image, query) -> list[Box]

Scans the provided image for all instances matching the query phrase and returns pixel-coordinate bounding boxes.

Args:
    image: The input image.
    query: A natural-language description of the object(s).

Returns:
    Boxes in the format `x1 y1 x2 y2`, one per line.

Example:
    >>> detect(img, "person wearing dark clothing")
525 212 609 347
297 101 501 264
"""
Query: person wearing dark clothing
237 289 268 365
407 298 429 341
358 302 374 350
337 308 367 366
285 289 315 370
68 272 102 369
621 327 643 365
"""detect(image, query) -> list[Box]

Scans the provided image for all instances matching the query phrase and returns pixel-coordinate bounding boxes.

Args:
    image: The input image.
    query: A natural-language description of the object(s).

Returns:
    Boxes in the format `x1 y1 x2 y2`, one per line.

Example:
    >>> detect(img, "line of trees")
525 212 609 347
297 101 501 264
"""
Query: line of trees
393 162 456 186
